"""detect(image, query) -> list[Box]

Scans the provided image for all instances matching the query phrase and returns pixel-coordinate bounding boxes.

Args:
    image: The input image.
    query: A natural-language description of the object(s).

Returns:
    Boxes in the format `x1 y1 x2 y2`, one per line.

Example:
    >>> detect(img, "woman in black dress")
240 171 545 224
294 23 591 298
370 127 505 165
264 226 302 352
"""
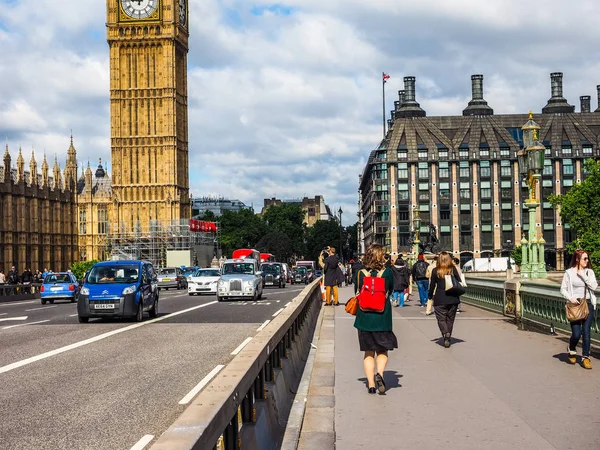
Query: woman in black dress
354 244 398 394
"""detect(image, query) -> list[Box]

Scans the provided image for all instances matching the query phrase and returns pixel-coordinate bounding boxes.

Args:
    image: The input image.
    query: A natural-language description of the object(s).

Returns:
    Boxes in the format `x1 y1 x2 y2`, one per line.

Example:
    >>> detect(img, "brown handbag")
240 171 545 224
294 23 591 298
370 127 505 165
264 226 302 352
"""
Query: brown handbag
345 296 359 315
565 282 589 322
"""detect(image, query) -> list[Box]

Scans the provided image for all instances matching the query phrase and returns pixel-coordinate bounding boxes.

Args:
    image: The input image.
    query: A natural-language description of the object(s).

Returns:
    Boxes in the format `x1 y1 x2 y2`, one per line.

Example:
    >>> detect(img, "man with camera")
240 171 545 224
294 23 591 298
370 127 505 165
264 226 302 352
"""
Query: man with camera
322 246 341 306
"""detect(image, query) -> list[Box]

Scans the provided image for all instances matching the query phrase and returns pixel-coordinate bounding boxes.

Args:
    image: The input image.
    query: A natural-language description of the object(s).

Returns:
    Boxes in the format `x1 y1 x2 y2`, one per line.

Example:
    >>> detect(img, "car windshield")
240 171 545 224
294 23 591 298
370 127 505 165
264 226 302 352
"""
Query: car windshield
159 269 177 276
261 264 280 274
222 263 255 275
183 268 196 276
195 269 220 277
87 265 140 284
44 274 71 284
296 267 307 275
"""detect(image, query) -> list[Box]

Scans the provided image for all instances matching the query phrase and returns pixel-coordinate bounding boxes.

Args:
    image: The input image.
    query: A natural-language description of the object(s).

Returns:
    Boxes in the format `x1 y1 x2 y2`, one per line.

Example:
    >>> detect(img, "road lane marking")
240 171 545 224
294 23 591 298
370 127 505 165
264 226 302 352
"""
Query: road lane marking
130 434 154 450
0 300 37 307
231 337 253 355
69 314 78 317
256 320 270 332
0 316 27 322
25 306 58 312
0 300 218 375
0 313 6 316
178 365 225 405
3 320 50 330
272 308 284 317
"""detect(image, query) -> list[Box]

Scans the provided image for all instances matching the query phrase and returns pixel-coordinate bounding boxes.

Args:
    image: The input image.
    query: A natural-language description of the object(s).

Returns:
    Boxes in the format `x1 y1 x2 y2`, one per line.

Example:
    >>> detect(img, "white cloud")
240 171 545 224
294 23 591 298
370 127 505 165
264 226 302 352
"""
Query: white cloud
1 0 599 220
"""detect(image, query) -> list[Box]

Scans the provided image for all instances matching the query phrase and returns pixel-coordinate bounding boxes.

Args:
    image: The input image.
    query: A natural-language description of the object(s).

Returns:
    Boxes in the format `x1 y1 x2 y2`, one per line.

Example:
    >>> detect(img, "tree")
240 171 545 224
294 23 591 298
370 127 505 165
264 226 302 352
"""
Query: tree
255 232 294 262
510 246 522 267
261 203 306 257
549 159 600 269
70 260 99 281
219 209 267 257
305 220 343 262
345 222 359 261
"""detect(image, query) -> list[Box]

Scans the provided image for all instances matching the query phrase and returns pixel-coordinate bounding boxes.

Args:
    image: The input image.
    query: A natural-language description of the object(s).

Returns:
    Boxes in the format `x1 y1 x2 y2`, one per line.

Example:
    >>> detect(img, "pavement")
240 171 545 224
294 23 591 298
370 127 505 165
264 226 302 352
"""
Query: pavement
0 283 306 450
300 285 600 450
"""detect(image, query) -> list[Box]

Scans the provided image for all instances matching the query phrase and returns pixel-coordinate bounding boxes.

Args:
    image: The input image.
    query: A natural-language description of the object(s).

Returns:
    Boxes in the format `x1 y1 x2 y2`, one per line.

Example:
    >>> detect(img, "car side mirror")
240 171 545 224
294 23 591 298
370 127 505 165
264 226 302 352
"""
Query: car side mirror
256 271 262 276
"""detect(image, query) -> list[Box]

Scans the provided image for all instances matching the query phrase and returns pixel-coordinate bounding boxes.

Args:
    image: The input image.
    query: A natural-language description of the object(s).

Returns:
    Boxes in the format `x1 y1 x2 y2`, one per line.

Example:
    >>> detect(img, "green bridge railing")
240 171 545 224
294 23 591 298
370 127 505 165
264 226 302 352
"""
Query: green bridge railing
461 278 505 314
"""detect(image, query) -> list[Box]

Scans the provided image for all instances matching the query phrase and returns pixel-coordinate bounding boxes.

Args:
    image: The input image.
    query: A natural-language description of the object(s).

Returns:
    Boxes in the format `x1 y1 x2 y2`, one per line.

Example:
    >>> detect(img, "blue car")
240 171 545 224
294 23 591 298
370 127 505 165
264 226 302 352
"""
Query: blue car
41 272 79 305
77 260 158 324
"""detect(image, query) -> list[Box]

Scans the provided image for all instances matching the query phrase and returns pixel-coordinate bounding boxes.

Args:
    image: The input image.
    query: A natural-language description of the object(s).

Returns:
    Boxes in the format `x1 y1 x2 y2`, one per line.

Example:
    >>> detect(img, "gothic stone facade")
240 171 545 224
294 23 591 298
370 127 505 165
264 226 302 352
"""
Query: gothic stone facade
0 145 78 274
360 73 600 270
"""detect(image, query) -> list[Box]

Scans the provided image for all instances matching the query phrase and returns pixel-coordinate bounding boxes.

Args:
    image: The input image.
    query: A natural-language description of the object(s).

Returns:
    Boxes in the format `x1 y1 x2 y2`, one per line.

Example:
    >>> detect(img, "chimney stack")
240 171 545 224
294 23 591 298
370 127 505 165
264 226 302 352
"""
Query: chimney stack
396 77 426 118
398 90 405 106
542 72 574 114
580 96 591 113
463 74 493 116
595 85 600 112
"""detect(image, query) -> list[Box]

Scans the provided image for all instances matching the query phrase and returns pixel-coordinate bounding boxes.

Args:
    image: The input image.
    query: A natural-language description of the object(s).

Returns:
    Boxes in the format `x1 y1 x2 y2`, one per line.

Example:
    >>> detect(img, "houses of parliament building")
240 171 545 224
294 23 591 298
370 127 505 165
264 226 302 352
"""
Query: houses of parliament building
0 0 191 274
360 72 600 270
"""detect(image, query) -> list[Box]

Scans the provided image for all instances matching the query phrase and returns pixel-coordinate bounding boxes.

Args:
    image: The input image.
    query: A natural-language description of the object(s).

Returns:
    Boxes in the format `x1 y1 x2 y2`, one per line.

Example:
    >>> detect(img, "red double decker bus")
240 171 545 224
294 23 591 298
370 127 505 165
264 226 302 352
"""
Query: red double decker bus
231 249 261 262
260 253 276 263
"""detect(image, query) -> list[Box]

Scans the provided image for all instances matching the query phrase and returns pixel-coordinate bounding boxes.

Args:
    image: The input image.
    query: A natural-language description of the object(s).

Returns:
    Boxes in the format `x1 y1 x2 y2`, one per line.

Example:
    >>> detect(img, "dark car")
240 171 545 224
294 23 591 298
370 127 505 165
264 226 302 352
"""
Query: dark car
260 262 286 288
292 267 308 285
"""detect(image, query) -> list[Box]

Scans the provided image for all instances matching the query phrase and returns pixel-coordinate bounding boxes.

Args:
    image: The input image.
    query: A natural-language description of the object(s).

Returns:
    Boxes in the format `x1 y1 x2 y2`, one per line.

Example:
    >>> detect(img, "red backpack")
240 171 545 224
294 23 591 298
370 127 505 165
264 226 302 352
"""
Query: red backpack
357 269 387 313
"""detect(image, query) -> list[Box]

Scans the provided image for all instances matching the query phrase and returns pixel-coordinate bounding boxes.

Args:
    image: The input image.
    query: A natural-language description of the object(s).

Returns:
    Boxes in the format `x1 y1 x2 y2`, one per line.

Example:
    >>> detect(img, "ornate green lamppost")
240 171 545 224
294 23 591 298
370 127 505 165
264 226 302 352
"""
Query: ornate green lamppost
412 205 421 264
517 111 547 279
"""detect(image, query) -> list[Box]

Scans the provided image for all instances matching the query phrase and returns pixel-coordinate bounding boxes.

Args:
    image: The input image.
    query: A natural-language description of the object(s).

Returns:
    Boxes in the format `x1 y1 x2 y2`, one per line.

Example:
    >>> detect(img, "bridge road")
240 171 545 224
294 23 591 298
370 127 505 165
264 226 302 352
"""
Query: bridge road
0 284 307 450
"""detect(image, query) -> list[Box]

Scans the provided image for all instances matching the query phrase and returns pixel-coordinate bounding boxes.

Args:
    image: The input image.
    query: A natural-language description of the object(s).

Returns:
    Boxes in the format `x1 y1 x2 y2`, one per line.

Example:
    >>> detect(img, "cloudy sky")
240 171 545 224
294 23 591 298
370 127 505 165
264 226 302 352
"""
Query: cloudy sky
1 0 599 222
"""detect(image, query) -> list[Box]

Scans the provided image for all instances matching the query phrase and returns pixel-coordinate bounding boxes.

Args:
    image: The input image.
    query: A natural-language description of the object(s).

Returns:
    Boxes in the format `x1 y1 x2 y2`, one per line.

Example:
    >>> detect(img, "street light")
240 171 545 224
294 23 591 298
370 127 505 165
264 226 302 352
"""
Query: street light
412 205 421 262
338 207 343 263
517 111 547 279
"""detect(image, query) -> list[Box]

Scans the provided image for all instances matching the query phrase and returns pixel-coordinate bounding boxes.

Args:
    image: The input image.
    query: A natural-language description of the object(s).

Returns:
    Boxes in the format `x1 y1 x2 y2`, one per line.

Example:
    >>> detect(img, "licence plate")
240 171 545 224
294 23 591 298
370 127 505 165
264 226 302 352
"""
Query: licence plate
50 287 62 291
94 304 115 309
266 282 273 285
162 278 171 282
230 292 241 296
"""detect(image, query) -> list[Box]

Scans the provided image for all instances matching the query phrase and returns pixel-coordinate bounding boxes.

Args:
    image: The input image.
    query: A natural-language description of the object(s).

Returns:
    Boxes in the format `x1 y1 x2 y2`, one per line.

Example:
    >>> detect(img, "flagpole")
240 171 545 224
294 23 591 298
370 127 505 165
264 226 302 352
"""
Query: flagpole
382 72 386 138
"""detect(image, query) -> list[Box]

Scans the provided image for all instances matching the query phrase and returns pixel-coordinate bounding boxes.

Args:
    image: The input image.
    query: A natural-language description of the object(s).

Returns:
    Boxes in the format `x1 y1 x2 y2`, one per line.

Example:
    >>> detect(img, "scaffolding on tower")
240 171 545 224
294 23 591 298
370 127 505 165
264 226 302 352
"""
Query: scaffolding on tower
106 219 220 268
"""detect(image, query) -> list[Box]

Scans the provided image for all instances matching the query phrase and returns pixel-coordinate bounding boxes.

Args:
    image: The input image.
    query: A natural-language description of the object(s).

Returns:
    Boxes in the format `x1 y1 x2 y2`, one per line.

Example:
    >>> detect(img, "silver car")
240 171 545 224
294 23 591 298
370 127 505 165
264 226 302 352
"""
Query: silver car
217 258 263 301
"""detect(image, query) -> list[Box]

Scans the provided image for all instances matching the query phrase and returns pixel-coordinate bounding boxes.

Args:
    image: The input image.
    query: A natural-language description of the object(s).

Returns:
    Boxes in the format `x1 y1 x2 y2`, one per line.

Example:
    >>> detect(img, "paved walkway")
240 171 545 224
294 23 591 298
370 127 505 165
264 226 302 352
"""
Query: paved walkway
300 285 600 450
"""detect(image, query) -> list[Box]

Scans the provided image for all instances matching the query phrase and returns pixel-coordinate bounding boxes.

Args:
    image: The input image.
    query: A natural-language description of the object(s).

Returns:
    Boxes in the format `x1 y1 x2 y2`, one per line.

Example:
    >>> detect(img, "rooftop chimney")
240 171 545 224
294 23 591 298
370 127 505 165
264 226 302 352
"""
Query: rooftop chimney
394 100 401 111
580 96 591 113
542 72 574 114
396 77 426 118
462 74 494 116
398 90 406 106
595 85 600 112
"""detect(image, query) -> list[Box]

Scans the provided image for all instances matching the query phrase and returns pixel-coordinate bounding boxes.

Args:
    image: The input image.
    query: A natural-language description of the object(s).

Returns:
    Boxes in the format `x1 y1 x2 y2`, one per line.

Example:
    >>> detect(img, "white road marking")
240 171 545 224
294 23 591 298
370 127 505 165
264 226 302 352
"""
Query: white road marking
69 314 78 317
272 308 284 317
0 313 7 316
130 434 154 450
256 320 270 332
0 316 27 322
25 306 58 312
276 300 280 303
231 337 253 355
3 320 50 330
0 301 218 375
178 364 225 405
0 300 37 307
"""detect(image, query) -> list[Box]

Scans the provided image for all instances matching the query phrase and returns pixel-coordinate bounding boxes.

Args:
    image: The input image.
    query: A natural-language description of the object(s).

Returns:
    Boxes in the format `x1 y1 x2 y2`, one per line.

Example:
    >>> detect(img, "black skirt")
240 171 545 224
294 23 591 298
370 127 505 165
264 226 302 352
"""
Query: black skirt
358 330 398 352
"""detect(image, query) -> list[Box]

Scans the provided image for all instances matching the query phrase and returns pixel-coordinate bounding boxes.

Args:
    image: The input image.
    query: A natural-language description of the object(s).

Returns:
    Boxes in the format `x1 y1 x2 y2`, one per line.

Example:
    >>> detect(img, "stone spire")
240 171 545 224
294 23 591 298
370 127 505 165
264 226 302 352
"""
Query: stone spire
29 150 38 186
3 142 10 182
16 147 25 183
41 153 49 187
64 135 78 190
53 155 62 190
85 161 93 188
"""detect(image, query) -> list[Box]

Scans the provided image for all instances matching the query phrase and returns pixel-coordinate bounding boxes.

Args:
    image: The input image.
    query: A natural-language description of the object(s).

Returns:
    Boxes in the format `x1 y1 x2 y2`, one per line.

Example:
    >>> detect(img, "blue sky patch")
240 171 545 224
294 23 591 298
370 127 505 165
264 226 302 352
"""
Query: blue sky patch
251 4 295 17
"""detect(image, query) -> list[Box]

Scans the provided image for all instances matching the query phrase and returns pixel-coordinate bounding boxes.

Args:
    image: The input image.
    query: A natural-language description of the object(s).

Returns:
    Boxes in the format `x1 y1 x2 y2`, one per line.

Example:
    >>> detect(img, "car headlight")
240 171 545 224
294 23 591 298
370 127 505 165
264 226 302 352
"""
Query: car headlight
210 281 218 285
245 280 253 286
80 287 89 295
218 280 225 286
122 285 137 295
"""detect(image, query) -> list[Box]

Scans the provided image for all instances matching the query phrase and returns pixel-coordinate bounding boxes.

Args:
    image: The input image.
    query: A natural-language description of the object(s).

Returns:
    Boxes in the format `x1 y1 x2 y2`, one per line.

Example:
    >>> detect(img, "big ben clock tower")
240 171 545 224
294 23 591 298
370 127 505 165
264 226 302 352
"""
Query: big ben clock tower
106 0 191 231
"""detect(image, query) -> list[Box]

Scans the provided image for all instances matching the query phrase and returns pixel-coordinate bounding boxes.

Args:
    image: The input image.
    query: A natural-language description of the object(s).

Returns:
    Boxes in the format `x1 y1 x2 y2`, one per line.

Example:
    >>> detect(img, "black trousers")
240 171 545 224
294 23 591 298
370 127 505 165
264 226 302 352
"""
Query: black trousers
434 304 458 337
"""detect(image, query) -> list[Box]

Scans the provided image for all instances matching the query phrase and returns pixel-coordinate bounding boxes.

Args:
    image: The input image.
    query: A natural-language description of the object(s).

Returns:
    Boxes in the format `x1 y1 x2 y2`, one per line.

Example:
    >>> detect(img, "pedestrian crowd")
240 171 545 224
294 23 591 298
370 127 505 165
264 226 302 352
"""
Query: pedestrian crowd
0 266 58 294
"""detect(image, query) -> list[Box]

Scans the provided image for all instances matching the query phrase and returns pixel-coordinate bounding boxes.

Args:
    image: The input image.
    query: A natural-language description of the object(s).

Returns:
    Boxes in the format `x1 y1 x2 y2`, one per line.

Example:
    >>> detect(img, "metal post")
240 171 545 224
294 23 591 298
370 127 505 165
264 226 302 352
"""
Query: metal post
538 235 547 278
521 235 529 277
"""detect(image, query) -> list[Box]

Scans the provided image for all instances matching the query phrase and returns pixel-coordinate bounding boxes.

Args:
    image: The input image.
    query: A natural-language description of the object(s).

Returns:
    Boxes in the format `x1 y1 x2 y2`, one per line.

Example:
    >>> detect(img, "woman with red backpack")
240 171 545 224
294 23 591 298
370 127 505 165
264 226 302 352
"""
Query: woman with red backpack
354 244 397 394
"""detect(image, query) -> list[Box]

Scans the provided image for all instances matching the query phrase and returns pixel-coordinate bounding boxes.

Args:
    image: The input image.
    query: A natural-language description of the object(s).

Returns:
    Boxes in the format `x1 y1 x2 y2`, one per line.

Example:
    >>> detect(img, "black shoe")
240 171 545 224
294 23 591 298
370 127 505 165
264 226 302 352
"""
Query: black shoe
443 333 451 348
375 373 386 394
368 387 376 394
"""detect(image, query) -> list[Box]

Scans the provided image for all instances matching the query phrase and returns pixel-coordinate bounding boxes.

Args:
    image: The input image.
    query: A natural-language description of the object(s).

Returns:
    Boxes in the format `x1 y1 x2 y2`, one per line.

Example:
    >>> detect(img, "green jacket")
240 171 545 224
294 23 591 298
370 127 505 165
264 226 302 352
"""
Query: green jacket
353 268 394 332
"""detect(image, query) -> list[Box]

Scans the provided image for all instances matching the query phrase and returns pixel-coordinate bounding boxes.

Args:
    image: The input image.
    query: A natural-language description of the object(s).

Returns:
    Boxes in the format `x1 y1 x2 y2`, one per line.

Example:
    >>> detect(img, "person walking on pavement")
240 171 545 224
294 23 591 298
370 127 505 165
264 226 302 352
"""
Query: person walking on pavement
352 255 365 294
428 252 462 348
354 244 397 394
390 257 410 307
411 254 430 308
323 247 340 306
560 250 598 369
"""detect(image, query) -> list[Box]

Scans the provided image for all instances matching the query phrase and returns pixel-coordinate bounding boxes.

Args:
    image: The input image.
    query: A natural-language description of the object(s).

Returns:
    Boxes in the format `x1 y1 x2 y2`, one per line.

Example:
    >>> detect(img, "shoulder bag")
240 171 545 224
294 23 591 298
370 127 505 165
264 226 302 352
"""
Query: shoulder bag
444 268 466 297
565 273 589 322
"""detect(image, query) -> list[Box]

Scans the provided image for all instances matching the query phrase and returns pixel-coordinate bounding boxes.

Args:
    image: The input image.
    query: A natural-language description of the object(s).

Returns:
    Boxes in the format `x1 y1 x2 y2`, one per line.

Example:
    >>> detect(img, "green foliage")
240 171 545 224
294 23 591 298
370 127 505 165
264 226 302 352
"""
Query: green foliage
261 203 307 257
549 158 600 269
305 220 343 262
510 246 522 266
196 210 217 221
255 231 294 262
219 208 267 258
70 260 99 280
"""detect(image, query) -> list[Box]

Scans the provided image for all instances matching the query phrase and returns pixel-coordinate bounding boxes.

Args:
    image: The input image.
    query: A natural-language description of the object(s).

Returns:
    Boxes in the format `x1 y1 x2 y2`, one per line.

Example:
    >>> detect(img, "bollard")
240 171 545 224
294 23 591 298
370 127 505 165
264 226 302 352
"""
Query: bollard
223 412 239 450
241 389 254 423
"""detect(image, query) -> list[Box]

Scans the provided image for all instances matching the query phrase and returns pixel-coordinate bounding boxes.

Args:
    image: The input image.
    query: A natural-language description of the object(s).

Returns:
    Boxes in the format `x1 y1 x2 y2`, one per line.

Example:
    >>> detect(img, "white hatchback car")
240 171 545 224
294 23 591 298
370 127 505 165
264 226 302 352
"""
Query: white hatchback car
187 268 220 295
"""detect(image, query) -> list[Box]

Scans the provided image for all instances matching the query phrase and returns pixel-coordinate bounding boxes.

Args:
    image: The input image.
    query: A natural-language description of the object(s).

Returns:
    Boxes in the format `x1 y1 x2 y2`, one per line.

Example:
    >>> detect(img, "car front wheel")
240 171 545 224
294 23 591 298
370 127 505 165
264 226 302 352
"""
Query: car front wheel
135 302 143 322
41 299 47 305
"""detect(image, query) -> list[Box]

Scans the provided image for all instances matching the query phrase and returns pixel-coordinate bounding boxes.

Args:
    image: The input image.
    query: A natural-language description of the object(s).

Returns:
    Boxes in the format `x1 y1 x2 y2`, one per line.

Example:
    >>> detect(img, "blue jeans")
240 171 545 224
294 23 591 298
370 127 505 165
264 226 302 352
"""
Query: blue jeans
416 279 429 306
569 303 595 358
392 290 405 307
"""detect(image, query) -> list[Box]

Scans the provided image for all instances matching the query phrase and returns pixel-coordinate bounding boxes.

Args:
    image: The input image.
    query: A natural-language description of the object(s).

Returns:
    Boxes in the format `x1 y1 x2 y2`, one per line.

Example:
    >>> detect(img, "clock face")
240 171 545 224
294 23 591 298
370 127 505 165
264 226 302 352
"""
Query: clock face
121 0 159 20
178 0 187 26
